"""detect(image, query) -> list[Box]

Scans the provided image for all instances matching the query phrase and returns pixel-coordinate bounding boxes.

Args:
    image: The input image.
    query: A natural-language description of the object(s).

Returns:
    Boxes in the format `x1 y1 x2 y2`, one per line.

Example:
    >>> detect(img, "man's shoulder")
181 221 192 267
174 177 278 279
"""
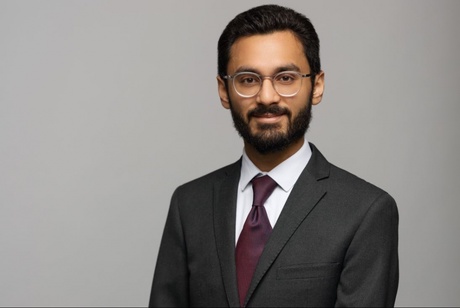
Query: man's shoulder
309 143 395 204
174 159 241 194
325 162 397 211
329 163 382 190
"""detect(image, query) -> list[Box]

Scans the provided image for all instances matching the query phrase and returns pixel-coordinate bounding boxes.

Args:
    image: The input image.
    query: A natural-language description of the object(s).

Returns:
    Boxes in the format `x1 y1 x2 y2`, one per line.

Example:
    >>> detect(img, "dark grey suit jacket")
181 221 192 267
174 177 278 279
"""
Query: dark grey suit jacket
150 144 399 307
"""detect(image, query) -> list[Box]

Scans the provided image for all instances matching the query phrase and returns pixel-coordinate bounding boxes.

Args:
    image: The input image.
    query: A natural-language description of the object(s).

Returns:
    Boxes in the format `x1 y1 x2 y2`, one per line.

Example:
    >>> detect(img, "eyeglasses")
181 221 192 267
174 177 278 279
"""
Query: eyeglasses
222 71 312 98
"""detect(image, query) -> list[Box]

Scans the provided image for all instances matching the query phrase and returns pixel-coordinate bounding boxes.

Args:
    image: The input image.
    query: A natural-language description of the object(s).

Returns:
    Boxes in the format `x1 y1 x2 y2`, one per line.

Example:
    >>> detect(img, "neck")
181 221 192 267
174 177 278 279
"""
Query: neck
244 138 305 172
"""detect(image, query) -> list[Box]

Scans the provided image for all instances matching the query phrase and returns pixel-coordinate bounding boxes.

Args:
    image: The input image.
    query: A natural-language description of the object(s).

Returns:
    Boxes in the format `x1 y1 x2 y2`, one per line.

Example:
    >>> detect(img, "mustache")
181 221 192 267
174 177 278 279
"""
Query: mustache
248 104 291 118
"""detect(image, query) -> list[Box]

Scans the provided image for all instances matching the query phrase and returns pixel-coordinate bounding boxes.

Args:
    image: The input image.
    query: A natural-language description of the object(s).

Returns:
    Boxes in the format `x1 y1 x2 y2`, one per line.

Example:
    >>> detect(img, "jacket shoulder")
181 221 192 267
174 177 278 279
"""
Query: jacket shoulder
174 159 241 195
326 163 397 213
330 163 383 191
309 143 394 202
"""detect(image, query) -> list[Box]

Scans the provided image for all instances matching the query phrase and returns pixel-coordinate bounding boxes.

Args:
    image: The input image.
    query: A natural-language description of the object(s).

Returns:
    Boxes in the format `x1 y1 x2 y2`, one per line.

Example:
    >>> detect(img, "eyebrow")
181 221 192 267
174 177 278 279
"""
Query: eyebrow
233 63 302 75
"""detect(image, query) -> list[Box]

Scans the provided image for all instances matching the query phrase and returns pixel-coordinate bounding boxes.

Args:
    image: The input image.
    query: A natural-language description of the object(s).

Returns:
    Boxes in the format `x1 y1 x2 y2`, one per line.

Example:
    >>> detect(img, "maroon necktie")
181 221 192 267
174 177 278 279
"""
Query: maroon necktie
235 175 277 307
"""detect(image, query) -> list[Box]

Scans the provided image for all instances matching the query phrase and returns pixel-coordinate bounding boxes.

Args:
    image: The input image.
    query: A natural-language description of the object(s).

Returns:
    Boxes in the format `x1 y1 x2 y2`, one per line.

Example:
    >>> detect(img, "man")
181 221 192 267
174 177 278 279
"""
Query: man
150 4 398 307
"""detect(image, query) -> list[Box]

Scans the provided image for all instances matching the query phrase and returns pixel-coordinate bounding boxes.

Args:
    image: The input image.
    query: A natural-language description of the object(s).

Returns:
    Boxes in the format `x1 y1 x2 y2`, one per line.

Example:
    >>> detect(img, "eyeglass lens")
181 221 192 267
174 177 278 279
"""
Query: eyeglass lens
233 72 302 97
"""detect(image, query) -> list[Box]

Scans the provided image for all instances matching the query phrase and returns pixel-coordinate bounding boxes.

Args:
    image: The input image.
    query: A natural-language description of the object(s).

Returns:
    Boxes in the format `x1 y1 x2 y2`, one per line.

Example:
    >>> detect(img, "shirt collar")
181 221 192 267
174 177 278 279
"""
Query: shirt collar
239 138 312 192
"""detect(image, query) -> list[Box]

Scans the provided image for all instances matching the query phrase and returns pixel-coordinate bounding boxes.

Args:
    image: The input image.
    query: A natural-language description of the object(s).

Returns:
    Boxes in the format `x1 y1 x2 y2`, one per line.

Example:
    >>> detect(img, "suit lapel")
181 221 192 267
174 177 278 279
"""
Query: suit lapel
213 160 241 307
244 144 330 306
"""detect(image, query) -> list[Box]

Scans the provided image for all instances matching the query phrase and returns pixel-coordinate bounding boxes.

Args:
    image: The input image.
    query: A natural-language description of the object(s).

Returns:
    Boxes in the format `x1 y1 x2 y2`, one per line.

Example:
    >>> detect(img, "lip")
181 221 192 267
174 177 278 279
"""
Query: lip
252 113 285 123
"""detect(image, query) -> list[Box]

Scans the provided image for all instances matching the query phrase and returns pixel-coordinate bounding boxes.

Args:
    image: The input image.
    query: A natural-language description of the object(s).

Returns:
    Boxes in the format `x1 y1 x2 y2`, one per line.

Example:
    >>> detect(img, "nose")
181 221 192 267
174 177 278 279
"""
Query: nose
256 78 280 105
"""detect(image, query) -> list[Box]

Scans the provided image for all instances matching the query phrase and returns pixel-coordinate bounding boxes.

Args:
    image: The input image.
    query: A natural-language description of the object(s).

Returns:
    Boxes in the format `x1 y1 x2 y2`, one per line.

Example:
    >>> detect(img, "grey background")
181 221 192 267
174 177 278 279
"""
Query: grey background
1 0 459 306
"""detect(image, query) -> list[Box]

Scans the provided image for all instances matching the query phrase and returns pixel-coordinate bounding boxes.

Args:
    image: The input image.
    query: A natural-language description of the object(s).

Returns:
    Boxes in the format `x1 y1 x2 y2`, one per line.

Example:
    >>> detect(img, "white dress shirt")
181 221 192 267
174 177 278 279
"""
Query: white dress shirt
235 138 312 244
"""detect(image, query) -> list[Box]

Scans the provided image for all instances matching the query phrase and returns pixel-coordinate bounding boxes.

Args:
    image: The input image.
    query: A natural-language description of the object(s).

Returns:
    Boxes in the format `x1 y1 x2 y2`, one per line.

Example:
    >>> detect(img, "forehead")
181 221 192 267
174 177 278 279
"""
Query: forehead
228 30 309 74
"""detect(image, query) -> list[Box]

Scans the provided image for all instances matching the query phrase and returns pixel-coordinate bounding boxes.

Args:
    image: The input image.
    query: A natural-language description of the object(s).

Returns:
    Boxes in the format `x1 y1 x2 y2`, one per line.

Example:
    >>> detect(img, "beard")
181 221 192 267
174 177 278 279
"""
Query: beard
229 93 313 154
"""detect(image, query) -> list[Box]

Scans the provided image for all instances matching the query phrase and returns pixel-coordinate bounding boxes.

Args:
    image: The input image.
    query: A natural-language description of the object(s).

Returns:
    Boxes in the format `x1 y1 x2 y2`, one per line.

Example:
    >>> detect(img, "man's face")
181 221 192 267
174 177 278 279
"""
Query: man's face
218 30 324 154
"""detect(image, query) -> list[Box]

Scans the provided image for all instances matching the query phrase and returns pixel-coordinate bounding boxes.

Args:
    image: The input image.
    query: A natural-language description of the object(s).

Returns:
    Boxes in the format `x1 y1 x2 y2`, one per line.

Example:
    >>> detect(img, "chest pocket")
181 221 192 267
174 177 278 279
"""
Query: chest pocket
276 262 341 280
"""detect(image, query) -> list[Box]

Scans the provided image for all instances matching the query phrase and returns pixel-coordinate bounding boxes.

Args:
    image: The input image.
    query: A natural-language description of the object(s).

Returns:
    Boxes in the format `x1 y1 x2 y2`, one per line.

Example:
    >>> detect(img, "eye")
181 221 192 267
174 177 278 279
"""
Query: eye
235 73 260 86
275 72 298 84
242 77 256 84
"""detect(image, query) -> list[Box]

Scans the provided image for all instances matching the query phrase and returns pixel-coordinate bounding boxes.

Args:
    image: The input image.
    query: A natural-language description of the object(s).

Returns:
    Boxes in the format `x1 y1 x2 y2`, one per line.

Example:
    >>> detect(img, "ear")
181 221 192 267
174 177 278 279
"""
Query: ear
217 76 231 109
311 71 325 106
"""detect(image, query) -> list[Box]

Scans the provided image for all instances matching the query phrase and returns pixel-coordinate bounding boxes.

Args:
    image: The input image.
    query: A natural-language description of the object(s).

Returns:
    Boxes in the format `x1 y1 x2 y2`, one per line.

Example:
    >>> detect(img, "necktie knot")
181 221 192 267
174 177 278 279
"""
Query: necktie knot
251 175 278 207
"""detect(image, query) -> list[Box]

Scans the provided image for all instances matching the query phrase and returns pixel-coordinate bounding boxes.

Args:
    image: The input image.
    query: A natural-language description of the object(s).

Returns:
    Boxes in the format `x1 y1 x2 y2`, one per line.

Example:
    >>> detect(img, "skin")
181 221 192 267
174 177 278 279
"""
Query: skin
217 30 325 172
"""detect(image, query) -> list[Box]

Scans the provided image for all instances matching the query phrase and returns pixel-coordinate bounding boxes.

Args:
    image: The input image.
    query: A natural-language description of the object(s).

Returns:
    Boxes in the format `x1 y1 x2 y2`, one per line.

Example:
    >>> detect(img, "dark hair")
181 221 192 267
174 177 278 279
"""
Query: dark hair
217 4 321 77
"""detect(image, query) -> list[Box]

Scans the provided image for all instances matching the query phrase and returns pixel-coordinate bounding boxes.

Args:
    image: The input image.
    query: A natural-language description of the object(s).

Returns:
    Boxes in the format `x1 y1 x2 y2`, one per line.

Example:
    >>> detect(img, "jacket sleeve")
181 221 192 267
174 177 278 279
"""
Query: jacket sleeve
149 188 189 307
335 192 399 307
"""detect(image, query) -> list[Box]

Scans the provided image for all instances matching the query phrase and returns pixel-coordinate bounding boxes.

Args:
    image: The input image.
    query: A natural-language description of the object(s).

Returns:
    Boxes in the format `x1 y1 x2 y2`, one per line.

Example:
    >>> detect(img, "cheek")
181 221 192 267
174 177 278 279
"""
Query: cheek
297 81 313 98
229 96 253 116
289 96 311 115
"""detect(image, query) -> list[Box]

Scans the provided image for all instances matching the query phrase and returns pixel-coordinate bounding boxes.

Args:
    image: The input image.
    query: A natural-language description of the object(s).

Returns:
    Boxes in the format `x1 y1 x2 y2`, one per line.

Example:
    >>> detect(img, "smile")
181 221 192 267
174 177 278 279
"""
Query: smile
252 113 286 123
